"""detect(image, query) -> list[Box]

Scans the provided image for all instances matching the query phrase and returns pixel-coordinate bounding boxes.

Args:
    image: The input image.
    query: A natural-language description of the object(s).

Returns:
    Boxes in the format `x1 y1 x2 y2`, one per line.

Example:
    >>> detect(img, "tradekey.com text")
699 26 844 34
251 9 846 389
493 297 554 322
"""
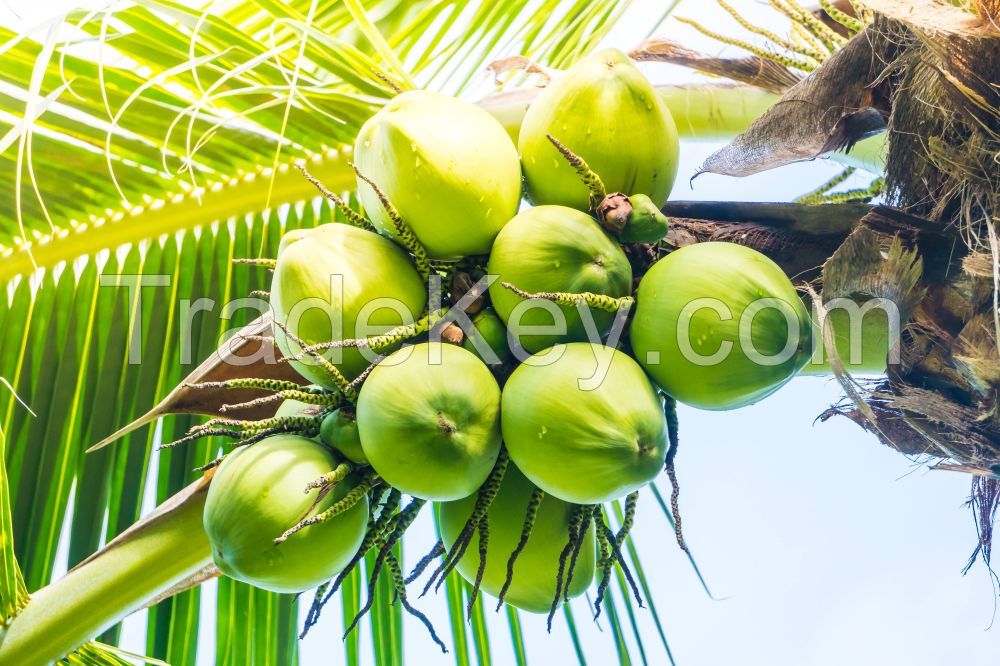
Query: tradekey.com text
100 273 900 387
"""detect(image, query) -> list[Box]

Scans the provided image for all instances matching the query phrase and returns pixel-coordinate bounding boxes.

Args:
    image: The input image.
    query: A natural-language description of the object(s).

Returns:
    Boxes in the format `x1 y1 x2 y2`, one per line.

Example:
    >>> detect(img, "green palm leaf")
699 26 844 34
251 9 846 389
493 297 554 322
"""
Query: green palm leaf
0 376 30 630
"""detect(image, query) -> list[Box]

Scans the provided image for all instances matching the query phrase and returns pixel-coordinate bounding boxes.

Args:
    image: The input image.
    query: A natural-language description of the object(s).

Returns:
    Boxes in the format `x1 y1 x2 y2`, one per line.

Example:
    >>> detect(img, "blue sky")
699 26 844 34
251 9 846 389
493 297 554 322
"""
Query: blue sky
12 0 999 664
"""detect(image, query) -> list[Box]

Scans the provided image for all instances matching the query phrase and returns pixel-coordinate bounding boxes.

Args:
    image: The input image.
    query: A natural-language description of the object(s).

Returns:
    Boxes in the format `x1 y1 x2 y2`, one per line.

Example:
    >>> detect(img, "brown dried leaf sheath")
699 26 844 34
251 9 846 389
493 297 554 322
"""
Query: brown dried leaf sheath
696 22 898 178
89 314 306 451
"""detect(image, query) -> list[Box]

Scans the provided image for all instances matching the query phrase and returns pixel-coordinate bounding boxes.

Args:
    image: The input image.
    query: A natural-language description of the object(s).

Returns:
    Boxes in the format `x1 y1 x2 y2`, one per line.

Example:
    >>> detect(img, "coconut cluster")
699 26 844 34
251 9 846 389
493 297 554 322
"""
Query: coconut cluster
196 48 812 642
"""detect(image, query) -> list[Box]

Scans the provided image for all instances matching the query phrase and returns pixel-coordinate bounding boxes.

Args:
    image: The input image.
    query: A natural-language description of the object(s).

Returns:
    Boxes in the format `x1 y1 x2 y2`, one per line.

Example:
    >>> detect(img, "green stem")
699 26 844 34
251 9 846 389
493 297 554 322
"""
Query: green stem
546 134 606 206
0 478 212 665
500 282 633 314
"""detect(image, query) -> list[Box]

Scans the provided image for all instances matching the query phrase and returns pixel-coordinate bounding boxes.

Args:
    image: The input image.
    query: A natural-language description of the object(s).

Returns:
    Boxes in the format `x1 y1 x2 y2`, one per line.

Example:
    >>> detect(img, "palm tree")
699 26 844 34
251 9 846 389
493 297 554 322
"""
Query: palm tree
0 0 995 663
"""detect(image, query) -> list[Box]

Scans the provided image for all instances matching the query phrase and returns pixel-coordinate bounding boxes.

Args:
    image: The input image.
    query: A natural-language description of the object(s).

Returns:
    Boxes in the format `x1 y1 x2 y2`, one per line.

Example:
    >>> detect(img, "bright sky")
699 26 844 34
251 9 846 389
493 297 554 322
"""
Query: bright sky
5 0 1000 664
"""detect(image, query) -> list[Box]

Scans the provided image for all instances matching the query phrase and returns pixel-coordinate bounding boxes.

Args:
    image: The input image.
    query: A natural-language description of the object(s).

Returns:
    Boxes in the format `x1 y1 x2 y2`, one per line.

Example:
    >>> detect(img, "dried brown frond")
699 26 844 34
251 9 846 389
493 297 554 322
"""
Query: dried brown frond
697 21 897 178
486 56 554 86
964 252 996 278
953 314 1000 395
629 39 801 93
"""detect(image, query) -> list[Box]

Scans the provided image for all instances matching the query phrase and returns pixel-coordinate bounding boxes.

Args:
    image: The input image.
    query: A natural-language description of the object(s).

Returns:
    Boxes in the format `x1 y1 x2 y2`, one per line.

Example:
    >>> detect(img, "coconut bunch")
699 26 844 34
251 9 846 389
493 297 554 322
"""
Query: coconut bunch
176 48 817 646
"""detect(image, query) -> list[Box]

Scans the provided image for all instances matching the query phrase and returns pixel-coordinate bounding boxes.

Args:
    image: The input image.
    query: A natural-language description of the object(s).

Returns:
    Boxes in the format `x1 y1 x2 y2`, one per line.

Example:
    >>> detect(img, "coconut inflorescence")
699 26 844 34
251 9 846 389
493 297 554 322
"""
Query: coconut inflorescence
437 463 595 613
176 46 823 648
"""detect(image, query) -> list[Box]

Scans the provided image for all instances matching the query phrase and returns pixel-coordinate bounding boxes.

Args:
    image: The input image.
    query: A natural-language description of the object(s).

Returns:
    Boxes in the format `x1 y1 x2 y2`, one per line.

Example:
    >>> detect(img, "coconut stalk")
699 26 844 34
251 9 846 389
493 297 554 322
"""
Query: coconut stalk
0 476 212 665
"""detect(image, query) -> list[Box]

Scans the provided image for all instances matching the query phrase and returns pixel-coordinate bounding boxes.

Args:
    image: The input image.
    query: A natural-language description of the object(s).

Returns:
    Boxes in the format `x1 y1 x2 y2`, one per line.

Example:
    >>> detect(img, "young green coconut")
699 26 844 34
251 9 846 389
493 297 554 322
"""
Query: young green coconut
436 463 595 614
320 407 367 464
356 342 502 500
461 308 514 367
616 193 670 243
518 48 679 211
630 242 812 410
270 387 364 463
354 90 522 260
270 223 427 388
487 205 633 354
501 342 668 504
203 434 369 594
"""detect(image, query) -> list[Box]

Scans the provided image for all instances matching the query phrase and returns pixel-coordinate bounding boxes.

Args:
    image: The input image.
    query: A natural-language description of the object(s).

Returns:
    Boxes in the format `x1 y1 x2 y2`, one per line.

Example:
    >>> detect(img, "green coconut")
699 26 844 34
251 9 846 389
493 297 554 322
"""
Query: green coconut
270 223 427 388
518 48 679 211
461 308 513 366
319 407 367 464
487 206 633 354
356 342 502 500
619 193 669 244
436 463 595 613
354 90 522 260
630 242 812 410
501 342 667 504
204 434 369 594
